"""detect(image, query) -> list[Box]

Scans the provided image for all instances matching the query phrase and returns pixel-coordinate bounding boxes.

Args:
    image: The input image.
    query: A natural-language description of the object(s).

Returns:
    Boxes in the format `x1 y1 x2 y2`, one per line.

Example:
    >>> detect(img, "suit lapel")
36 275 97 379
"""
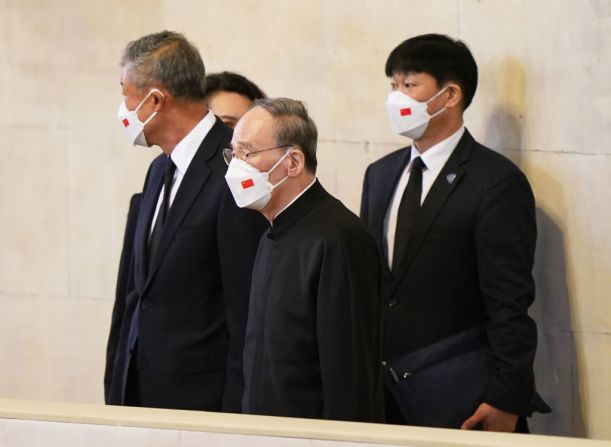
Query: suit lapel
390 130 475 296
371 147 411 269
133 162 164 293
143 118 227 291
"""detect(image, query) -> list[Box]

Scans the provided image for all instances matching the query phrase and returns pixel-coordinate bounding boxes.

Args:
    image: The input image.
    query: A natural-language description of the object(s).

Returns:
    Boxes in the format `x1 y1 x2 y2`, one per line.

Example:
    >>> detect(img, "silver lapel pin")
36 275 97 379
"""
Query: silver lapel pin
446 173 457 184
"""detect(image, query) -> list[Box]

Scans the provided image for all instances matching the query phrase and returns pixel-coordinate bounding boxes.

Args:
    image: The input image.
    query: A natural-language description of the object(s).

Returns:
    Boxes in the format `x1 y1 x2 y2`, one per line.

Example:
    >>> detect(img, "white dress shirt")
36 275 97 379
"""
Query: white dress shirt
149 111 216 236
384 126 465 268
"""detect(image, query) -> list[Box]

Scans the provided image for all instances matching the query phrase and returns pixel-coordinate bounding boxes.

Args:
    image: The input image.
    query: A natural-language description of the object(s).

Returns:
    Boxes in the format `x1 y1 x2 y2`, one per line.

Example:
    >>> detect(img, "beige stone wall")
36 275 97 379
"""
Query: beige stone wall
0 0 609 440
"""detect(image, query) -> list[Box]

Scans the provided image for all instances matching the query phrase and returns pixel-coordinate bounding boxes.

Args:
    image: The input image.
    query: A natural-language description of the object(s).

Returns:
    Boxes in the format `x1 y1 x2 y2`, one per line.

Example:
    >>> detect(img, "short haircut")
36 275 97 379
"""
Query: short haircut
205 71 266 102
120 30 207 101
255 98 318 174
385 34 478 110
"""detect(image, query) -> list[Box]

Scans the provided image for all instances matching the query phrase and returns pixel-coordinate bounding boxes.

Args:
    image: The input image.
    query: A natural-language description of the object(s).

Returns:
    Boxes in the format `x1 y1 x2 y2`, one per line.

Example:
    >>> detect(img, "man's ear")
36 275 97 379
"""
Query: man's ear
287 149 306 177
151 88 166 111
443 82 463 109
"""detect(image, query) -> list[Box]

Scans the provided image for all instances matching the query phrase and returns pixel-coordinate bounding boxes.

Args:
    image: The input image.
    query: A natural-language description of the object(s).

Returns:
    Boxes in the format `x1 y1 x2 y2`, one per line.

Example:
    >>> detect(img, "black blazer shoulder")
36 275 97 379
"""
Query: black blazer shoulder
367 145 410 176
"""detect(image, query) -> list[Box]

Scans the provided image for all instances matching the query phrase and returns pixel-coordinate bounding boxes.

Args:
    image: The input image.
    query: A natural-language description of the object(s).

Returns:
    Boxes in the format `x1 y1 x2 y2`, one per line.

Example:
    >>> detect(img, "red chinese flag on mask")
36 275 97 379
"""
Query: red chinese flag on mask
122 118 130 127
241 179 255 189
400 108 412 116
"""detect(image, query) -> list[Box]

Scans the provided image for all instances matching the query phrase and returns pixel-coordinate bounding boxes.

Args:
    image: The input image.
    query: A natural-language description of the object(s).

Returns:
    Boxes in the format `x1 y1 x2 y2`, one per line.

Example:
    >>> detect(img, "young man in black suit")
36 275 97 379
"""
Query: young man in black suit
105 31 266 412
360 34 549 431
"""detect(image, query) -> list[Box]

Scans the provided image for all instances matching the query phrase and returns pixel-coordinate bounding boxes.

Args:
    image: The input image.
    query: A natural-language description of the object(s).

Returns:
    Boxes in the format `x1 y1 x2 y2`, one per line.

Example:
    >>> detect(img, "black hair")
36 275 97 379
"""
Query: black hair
385 34 478 109
204 71 266 102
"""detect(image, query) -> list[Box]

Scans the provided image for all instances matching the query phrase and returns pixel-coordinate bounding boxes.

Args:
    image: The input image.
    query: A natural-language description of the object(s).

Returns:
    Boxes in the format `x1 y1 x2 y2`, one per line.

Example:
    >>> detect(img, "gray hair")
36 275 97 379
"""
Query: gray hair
120 30 206 101
254 98 318 174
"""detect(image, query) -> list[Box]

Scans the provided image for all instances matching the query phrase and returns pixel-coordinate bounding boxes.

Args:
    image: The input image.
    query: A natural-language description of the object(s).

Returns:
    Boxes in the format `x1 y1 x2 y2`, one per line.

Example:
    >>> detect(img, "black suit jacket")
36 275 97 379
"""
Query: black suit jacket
242 181 384 422
105 193 141 404
361 129 542 418
106 117 266 411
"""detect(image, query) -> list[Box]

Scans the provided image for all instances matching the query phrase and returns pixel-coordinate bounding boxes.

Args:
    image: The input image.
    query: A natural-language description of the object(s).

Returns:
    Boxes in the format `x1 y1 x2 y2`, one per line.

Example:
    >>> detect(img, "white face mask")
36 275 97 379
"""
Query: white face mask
385 87 447 139
117 89 164 146
225 150 292 210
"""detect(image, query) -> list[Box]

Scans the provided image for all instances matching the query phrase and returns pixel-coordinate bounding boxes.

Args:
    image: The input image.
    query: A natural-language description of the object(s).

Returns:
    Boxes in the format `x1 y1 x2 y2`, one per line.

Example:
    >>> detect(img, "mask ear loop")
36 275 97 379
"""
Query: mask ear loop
267 148 293 189
426 86 448 104
134 89 165 125
426 86 449 119
266 148 293 175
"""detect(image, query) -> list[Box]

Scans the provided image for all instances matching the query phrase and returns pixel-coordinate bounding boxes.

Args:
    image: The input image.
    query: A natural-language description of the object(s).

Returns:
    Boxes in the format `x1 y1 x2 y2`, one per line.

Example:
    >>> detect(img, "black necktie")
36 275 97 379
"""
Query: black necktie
393 155 425 272
148 156 176 269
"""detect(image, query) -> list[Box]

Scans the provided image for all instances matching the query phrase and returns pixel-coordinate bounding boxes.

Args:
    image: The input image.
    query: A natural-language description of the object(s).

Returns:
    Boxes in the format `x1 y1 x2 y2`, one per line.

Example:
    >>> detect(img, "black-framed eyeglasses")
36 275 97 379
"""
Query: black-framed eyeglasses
222 144 292 166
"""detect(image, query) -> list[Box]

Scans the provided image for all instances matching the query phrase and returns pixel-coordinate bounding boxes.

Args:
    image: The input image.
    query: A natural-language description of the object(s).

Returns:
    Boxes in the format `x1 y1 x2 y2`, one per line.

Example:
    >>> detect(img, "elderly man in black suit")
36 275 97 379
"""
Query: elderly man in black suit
105 30 266 412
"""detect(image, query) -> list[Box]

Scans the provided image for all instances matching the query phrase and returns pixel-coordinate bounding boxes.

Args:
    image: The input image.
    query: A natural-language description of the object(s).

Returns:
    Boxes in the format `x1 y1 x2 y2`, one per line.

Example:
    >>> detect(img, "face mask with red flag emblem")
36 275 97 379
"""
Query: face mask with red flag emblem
224 150 292 210
385 87 447 140
117 89 164 147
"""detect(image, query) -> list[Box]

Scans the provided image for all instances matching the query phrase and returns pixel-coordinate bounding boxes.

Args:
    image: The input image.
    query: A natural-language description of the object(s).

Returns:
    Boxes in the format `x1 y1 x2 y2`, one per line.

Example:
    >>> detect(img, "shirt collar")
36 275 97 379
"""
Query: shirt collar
411 125 465 171
268 179 324 237
170 111 216 175
273 178 317 223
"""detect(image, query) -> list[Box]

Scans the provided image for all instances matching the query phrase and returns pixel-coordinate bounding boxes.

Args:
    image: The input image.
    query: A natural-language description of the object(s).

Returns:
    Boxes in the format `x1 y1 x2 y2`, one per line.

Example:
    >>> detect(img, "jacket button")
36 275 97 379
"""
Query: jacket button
388 298 398 308
141 300 149 310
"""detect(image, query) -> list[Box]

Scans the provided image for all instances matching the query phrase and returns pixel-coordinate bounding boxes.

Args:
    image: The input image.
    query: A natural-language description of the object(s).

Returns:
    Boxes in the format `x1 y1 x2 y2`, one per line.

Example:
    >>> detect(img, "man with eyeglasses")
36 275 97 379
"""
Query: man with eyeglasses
222 97 383 422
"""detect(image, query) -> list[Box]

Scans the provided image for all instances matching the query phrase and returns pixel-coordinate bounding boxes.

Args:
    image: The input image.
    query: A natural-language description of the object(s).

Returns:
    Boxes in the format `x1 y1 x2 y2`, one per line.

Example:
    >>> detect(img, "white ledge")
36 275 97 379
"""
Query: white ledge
0 398 608 447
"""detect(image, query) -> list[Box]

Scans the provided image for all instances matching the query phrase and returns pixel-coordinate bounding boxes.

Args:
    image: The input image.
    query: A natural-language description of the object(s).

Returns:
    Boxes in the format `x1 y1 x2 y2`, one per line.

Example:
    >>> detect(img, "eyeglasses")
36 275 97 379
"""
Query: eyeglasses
222 144 292 166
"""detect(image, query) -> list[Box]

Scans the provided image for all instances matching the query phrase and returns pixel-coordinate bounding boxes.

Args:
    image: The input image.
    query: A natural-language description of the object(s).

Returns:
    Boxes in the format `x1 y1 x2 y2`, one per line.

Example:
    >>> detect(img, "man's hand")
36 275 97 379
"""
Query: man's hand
461 403 518 432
